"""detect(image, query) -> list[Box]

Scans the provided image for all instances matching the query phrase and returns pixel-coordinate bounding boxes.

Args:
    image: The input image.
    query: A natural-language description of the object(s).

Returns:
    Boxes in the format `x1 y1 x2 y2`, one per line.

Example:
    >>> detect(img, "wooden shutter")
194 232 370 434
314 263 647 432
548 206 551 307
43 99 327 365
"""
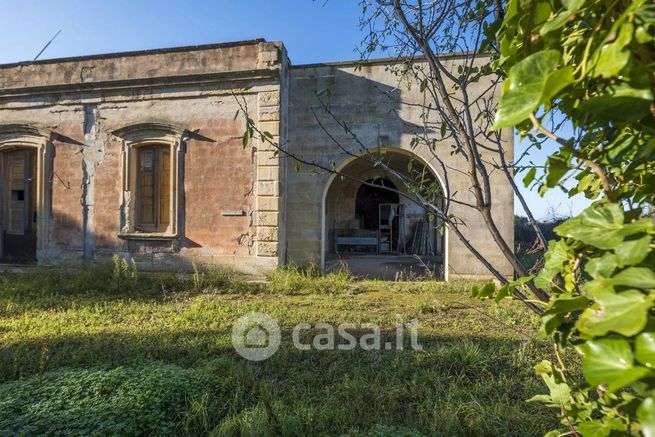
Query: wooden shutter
159 147 170 229
136 145 171 232
7 153 26 235
138 148 156 228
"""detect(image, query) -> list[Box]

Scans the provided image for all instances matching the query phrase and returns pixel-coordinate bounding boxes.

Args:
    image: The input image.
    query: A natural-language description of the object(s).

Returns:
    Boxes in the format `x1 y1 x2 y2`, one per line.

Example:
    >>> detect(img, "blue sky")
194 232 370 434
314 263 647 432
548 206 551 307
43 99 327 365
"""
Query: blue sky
1 0 590 219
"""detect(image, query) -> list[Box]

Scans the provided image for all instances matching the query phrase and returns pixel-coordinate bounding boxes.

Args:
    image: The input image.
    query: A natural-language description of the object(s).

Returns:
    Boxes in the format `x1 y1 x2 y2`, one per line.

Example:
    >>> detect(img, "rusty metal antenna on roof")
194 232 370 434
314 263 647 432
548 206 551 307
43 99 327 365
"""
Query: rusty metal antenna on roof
34 29 62 61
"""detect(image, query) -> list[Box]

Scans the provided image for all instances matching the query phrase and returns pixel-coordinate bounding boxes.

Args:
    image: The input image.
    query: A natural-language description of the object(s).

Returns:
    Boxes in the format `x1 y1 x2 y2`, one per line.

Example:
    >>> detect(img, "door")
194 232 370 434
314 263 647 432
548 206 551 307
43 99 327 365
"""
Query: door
1 149 37 263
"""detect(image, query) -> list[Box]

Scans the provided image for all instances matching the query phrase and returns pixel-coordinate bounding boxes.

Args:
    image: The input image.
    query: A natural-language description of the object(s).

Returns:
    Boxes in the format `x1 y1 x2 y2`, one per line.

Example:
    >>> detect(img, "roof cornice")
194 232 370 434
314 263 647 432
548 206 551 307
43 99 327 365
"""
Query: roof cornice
0 68 280 99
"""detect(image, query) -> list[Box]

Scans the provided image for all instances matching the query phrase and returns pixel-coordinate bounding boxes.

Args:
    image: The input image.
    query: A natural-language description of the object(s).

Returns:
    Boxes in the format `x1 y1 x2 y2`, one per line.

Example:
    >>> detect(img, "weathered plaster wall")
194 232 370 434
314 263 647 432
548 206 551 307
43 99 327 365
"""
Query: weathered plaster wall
286 59 514 279
51 121 85 256
0 40 263 91
0 40 286 273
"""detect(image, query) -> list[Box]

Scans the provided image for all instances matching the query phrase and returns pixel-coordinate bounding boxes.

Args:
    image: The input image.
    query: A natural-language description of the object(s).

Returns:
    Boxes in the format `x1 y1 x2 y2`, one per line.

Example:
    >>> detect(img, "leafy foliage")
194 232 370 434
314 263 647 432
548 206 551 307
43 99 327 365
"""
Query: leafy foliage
492 0 655 434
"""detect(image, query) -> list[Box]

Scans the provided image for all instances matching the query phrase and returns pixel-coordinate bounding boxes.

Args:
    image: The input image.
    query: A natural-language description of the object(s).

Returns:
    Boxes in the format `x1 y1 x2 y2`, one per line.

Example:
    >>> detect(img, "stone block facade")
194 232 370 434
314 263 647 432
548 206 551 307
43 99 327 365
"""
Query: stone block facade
0 39 513 279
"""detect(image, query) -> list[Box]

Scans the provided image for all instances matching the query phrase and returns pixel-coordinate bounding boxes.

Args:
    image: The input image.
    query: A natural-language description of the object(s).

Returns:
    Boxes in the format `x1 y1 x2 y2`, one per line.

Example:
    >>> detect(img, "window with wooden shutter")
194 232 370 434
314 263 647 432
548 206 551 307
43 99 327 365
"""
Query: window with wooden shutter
136 145 171 232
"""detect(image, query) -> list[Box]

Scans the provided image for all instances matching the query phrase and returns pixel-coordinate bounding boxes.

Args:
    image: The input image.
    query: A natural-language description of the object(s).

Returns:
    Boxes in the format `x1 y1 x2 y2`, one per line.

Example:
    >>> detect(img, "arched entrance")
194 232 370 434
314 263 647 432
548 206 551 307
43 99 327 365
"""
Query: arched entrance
322 149 447 280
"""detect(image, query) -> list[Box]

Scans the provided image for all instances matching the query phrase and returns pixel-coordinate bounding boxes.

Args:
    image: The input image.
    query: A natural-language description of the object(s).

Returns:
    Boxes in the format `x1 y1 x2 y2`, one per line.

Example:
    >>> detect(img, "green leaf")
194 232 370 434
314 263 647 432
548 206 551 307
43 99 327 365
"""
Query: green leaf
539 312 566 337
611 267 655 289
478 282 496 298
522 167 537 186
545 154 569 187
578 338 651 391
585 253 618 278
542 373 572 406
543 66 575 101
534 359 554 375
590 22 634 78
539 11 572 36
534 239 570 288
494 284 511 303
637 397 655 437
576 418 627 437
555 203 653 250
242 129 250 148
580 84 654 122
577 290 652 337
583 277 615 295
562 0 585 11
615 236 652 267
494 50 571 128
543 295 590 316
635 332 655 368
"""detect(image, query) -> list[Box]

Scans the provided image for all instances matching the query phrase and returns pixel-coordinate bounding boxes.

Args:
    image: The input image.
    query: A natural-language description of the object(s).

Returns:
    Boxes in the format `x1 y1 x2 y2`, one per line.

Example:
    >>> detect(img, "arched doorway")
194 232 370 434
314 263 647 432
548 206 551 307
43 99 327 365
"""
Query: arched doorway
322 149 447 280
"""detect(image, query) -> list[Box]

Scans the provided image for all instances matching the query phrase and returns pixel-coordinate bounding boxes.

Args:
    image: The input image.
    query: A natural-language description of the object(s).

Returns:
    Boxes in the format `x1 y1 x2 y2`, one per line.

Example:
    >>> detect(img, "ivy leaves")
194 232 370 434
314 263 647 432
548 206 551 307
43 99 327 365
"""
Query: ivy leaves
635 333 655 368
589 22 634 78
578 339 651 391
615 236 652 267
493 50 573 129
577 290 652 337
493 0 655 433
555 203 653 250
529 202 655 430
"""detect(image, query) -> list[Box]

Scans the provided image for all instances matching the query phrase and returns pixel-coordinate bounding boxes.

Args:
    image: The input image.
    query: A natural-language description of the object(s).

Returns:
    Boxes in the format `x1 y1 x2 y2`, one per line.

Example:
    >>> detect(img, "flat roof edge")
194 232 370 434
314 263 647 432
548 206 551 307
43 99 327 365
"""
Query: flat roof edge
290 52 487 69
0 39 268 69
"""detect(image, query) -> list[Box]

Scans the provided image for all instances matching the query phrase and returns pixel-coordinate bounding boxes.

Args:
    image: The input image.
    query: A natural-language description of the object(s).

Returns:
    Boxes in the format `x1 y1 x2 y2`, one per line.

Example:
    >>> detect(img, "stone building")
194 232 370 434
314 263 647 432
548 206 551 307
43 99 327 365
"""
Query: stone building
0 39 513 279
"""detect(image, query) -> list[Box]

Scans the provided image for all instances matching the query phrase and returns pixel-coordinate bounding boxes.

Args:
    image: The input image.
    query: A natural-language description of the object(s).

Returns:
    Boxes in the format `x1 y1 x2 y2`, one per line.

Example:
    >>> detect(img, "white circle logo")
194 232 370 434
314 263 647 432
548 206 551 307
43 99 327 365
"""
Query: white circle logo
231 312 281 361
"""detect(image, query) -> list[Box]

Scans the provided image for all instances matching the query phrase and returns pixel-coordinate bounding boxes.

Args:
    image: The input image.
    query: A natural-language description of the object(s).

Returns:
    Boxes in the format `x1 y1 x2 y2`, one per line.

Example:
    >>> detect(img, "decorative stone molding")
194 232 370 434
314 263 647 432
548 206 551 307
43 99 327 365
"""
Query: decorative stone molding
112 122 187 241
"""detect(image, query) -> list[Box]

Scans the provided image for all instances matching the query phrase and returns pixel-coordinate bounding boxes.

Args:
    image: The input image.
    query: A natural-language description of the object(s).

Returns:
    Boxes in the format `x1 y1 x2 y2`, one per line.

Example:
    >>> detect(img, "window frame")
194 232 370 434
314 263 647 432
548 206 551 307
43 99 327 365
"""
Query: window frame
0 124 54 262
112 123 186 238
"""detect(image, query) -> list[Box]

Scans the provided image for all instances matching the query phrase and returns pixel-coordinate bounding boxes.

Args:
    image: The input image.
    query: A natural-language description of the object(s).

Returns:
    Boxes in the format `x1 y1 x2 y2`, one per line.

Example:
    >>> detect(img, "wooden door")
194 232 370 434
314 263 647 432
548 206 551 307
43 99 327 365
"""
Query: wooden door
1 149 37 262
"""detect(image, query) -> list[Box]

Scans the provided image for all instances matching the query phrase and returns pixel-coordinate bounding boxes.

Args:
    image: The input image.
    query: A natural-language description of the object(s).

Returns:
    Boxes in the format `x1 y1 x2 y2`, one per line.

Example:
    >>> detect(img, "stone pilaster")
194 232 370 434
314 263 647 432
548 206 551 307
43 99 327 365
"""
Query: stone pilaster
255 89 282 258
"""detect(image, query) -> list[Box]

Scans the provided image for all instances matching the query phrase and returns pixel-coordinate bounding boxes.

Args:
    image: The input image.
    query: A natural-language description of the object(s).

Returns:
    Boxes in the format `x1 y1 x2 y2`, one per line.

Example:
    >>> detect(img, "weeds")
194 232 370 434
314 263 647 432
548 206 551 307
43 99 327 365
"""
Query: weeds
111 255 138 293
0 265 557 436
267 264 354 295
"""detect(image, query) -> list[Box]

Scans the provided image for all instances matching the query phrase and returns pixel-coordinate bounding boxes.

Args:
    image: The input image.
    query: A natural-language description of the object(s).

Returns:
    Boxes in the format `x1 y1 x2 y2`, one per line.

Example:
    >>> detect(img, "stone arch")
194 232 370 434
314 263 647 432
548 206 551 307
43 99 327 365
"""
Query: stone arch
320 148 449 279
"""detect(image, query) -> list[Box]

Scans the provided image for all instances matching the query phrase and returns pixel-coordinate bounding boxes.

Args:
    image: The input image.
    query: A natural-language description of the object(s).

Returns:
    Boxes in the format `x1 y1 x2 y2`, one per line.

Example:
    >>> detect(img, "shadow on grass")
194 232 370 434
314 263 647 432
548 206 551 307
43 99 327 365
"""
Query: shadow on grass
0 268 265 317
0 329 556 436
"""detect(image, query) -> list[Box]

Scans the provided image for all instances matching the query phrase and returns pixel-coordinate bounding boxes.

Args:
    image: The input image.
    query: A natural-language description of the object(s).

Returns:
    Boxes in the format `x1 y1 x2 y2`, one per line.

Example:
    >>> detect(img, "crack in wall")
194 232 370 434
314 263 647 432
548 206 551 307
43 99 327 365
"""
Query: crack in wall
81 104 107 262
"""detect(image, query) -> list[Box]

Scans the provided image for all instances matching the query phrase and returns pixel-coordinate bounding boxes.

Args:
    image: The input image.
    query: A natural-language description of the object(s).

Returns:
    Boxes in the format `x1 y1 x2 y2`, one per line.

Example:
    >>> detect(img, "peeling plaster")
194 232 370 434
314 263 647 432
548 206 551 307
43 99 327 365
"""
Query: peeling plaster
81 104 107 261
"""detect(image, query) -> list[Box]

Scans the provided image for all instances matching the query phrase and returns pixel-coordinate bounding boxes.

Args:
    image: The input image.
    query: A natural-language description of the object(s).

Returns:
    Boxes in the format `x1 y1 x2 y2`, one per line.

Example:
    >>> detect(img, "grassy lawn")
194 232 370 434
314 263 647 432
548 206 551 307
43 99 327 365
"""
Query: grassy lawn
0 265 558 436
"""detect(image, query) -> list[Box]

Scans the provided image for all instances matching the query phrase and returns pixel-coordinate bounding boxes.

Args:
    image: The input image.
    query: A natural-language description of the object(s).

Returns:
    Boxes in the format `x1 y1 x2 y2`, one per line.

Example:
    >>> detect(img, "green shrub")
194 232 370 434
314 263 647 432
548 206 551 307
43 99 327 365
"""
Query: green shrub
0 363 216 436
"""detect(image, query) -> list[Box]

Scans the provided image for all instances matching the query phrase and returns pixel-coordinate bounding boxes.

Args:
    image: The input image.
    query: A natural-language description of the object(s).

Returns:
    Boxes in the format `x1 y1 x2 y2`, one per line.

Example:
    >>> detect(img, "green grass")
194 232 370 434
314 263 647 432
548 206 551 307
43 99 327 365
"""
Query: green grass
0 264 558 436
